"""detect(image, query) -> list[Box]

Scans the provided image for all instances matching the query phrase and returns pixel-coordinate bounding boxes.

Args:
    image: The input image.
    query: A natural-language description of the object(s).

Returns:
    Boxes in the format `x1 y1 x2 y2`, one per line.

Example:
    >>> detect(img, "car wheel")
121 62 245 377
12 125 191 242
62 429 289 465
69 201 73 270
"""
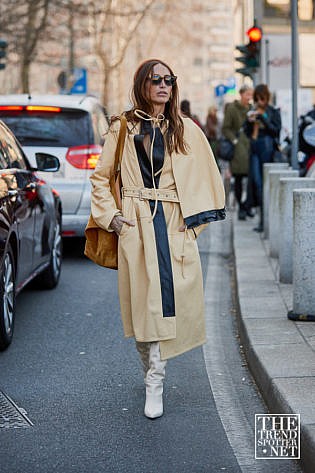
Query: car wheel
39 216 62 289
0 244 16 351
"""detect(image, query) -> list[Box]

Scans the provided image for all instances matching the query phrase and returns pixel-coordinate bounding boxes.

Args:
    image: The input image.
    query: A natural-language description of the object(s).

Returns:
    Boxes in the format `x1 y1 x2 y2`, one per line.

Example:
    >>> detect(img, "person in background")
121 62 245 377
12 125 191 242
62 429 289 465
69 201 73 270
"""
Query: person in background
204 105 219 161
180 99 203 129
222 85 253 220
217 104 232 207
244 83 281 232
90 59 225 420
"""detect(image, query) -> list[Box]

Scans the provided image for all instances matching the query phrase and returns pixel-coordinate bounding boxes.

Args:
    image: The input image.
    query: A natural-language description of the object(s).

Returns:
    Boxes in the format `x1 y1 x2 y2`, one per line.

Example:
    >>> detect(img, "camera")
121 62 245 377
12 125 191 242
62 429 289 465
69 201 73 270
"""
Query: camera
247 109 257 118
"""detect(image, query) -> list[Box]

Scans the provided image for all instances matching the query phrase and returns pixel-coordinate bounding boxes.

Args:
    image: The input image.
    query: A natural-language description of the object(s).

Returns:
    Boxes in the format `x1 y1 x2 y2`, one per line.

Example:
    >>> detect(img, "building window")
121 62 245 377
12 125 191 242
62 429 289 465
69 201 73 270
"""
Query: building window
264 1 290 18
264 0 315 20
298 0 314 20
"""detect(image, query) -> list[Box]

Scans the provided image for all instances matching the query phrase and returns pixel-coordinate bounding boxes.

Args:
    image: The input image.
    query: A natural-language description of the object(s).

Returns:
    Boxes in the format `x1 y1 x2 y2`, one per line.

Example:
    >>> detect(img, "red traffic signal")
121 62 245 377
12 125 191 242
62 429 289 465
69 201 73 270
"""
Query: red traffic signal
247 26 262 43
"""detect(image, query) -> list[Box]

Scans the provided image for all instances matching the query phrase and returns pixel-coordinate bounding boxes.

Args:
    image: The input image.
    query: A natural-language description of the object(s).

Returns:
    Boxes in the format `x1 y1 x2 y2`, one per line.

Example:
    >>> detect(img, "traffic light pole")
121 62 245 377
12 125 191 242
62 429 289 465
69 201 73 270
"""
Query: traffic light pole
265 39 270 87
291 0 299 171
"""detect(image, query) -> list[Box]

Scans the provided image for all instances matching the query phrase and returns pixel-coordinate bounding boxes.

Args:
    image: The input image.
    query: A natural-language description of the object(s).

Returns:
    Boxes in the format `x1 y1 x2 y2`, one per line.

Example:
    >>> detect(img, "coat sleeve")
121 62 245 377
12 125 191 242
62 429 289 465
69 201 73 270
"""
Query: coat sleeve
184 150 226 237
175 119 226 237
257 107 281 138
89 124 121 232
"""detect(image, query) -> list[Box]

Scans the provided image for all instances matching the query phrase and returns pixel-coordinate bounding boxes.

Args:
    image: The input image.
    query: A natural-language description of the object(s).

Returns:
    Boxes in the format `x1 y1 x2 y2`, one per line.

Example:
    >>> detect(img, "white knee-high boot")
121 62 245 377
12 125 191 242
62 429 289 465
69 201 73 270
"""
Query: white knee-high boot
144 342 167 419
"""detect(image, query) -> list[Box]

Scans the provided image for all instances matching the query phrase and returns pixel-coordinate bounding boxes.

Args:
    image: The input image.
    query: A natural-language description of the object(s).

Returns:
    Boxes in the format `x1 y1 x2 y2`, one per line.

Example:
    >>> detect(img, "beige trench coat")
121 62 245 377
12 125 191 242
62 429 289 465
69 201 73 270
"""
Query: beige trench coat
90 117 225 360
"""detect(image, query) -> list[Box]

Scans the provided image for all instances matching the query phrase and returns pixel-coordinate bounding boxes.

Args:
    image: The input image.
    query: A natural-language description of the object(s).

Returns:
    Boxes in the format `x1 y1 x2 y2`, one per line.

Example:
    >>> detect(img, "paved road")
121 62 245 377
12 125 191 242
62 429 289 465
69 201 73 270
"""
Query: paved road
0 226 302 473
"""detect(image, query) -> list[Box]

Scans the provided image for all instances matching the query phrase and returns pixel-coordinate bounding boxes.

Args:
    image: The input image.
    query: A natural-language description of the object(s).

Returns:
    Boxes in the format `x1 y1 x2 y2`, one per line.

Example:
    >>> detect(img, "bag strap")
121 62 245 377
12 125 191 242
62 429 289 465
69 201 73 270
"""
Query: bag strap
114 114 127 174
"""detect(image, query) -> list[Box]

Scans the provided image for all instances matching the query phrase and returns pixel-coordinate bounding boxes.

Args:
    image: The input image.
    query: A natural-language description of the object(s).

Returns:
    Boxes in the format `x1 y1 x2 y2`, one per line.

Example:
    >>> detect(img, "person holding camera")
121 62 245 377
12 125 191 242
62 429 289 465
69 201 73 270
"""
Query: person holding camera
244 84 281 232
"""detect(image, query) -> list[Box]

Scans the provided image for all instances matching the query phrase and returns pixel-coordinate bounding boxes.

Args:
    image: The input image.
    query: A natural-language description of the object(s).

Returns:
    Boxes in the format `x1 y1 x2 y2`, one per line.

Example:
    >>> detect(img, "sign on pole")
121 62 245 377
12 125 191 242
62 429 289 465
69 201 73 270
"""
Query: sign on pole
70 68 87 94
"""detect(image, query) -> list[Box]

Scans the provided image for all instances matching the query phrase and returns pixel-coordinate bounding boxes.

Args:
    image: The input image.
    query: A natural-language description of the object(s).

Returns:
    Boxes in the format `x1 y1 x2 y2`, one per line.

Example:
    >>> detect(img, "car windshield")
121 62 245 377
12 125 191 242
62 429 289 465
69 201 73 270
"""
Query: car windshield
0 110 91 147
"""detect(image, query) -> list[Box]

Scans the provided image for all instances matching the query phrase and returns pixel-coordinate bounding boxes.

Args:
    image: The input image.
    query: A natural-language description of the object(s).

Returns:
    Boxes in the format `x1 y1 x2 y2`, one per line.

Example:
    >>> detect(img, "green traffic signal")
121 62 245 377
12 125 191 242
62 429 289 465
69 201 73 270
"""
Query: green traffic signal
0 39 8 69
235 67 254 81
236 43 260 67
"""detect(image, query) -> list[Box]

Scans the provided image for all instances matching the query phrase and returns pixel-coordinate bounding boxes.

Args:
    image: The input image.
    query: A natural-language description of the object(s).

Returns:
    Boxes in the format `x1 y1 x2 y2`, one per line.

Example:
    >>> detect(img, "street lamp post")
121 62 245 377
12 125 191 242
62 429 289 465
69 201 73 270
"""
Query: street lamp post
291 0 299 170
265 39 270 87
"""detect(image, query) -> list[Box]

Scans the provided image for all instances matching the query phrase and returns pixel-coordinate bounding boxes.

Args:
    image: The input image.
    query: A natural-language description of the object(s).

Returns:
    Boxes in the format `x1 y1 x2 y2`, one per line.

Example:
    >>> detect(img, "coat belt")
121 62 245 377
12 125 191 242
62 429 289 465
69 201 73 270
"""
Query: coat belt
122 186 179 203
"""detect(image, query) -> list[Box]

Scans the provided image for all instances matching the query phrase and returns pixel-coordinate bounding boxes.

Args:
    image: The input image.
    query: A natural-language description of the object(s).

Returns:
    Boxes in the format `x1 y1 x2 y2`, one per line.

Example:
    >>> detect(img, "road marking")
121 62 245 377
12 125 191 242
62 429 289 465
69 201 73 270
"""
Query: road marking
202 218 264 472
0 391 33 429
202 217 301 473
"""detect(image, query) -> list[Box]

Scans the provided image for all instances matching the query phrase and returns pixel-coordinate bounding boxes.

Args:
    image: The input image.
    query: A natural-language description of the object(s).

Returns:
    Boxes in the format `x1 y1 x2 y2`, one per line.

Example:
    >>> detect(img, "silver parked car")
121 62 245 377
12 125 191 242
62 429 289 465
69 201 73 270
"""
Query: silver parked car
0 94 109 237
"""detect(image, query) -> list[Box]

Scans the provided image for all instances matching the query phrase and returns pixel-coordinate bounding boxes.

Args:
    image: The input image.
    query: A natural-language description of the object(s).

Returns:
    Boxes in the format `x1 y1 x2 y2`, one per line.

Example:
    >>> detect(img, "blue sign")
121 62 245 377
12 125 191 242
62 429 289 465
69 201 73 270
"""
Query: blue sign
215 84 227 97
215 78 237 98
70 68 87 94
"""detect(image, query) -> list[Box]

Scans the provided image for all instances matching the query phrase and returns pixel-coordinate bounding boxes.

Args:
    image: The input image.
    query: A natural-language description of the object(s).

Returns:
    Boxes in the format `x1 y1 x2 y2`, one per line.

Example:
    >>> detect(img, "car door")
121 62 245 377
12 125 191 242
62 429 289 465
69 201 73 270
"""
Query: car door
30 174 56 270
1 125 36 284
0 129 15 266
8 133 55 273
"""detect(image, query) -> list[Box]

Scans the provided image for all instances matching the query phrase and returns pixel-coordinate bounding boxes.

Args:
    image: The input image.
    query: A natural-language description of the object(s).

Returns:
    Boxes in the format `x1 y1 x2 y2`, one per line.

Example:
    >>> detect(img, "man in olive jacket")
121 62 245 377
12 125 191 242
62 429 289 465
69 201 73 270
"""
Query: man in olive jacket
222 85 253 219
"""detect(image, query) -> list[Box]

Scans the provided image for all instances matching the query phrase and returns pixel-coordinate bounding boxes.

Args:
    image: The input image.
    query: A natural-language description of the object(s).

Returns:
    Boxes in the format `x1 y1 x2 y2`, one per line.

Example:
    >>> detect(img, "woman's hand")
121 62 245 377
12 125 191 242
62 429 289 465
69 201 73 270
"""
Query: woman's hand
247 110 259 122
110 215 135 235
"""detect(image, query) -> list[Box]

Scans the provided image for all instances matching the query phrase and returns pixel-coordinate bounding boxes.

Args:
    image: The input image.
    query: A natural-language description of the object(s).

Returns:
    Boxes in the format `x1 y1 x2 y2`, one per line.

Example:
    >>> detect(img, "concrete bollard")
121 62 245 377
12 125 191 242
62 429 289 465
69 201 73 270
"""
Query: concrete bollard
263 163 288 239
269 169 299 258
288 189 315 320
279 178 315 283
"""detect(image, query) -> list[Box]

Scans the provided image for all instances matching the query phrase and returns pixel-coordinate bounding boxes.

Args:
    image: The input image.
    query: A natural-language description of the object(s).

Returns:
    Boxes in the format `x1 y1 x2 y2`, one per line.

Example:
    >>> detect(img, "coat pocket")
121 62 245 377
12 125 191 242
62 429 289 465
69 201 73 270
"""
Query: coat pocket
168 232 200 278
119 222 129 237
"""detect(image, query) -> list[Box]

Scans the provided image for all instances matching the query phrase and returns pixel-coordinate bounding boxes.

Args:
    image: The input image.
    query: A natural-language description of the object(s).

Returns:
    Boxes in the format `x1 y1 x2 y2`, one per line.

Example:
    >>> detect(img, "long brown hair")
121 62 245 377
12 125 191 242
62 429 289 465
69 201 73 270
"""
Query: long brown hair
125 58 187 155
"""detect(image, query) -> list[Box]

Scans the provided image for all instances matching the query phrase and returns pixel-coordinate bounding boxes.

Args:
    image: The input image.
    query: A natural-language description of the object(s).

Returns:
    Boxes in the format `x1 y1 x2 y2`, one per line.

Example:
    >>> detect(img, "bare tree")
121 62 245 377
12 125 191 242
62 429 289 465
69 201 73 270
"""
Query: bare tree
0 0 214 113
21 0 50 92
0 0 50 93
88 0 156 105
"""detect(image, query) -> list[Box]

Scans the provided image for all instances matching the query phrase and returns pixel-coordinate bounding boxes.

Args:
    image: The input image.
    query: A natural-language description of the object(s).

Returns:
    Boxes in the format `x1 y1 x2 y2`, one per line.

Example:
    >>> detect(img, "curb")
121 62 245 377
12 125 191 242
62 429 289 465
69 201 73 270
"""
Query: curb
232 212 315 473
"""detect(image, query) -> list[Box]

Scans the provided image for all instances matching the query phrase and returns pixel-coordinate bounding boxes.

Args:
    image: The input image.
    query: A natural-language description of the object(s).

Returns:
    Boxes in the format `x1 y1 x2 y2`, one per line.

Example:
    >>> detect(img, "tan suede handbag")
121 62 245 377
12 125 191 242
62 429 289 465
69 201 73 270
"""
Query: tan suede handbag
84 115 127 269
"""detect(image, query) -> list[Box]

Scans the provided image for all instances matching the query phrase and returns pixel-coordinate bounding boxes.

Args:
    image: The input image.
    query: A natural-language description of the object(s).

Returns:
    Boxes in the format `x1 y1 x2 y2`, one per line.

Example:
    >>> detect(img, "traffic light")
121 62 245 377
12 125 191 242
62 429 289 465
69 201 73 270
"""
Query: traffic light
235 26 262 80
0 39 8 71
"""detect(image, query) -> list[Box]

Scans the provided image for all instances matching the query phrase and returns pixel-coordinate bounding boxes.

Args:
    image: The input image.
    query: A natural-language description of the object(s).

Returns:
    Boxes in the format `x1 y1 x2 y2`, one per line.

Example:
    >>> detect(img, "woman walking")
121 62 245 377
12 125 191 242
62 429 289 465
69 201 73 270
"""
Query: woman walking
204 105 219 158
90 59 225 419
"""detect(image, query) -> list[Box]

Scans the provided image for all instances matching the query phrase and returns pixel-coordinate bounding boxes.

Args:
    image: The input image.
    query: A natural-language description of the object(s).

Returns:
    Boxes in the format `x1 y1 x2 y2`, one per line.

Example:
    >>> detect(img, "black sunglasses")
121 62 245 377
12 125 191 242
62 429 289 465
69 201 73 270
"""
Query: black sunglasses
148 74 177 86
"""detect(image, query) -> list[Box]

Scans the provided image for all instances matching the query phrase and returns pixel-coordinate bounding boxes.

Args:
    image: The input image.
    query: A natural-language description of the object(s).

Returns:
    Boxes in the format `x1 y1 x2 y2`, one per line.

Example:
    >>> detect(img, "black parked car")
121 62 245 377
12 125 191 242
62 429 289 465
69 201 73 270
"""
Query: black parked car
0 120 62 350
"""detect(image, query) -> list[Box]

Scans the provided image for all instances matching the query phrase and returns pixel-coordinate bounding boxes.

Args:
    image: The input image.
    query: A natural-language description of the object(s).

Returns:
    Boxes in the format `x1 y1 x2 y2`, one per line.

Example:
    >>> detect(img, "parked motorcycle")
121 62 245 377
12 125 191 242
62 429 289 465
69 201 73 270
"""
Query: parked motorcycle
298 112 315 176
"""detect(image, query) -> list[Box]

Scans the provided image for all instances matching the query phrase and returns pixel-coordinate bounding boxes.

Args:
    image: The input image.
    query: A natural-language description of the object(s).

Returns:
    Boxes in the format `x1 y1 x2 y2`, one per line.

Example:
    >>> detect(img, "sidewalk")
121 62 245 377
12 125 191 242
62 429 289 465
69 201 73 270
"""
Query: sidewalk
233 211 315 473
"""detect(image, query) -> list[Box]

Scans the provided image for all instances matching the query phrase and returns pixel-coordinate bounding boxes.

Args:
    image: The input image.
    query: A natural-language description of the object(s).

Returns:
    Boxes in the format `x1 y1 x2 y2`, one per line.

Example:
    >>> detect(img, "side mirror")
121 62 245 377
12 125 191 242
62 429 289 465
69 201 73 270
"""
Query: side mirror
35 152 60 172
304 116 314 125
